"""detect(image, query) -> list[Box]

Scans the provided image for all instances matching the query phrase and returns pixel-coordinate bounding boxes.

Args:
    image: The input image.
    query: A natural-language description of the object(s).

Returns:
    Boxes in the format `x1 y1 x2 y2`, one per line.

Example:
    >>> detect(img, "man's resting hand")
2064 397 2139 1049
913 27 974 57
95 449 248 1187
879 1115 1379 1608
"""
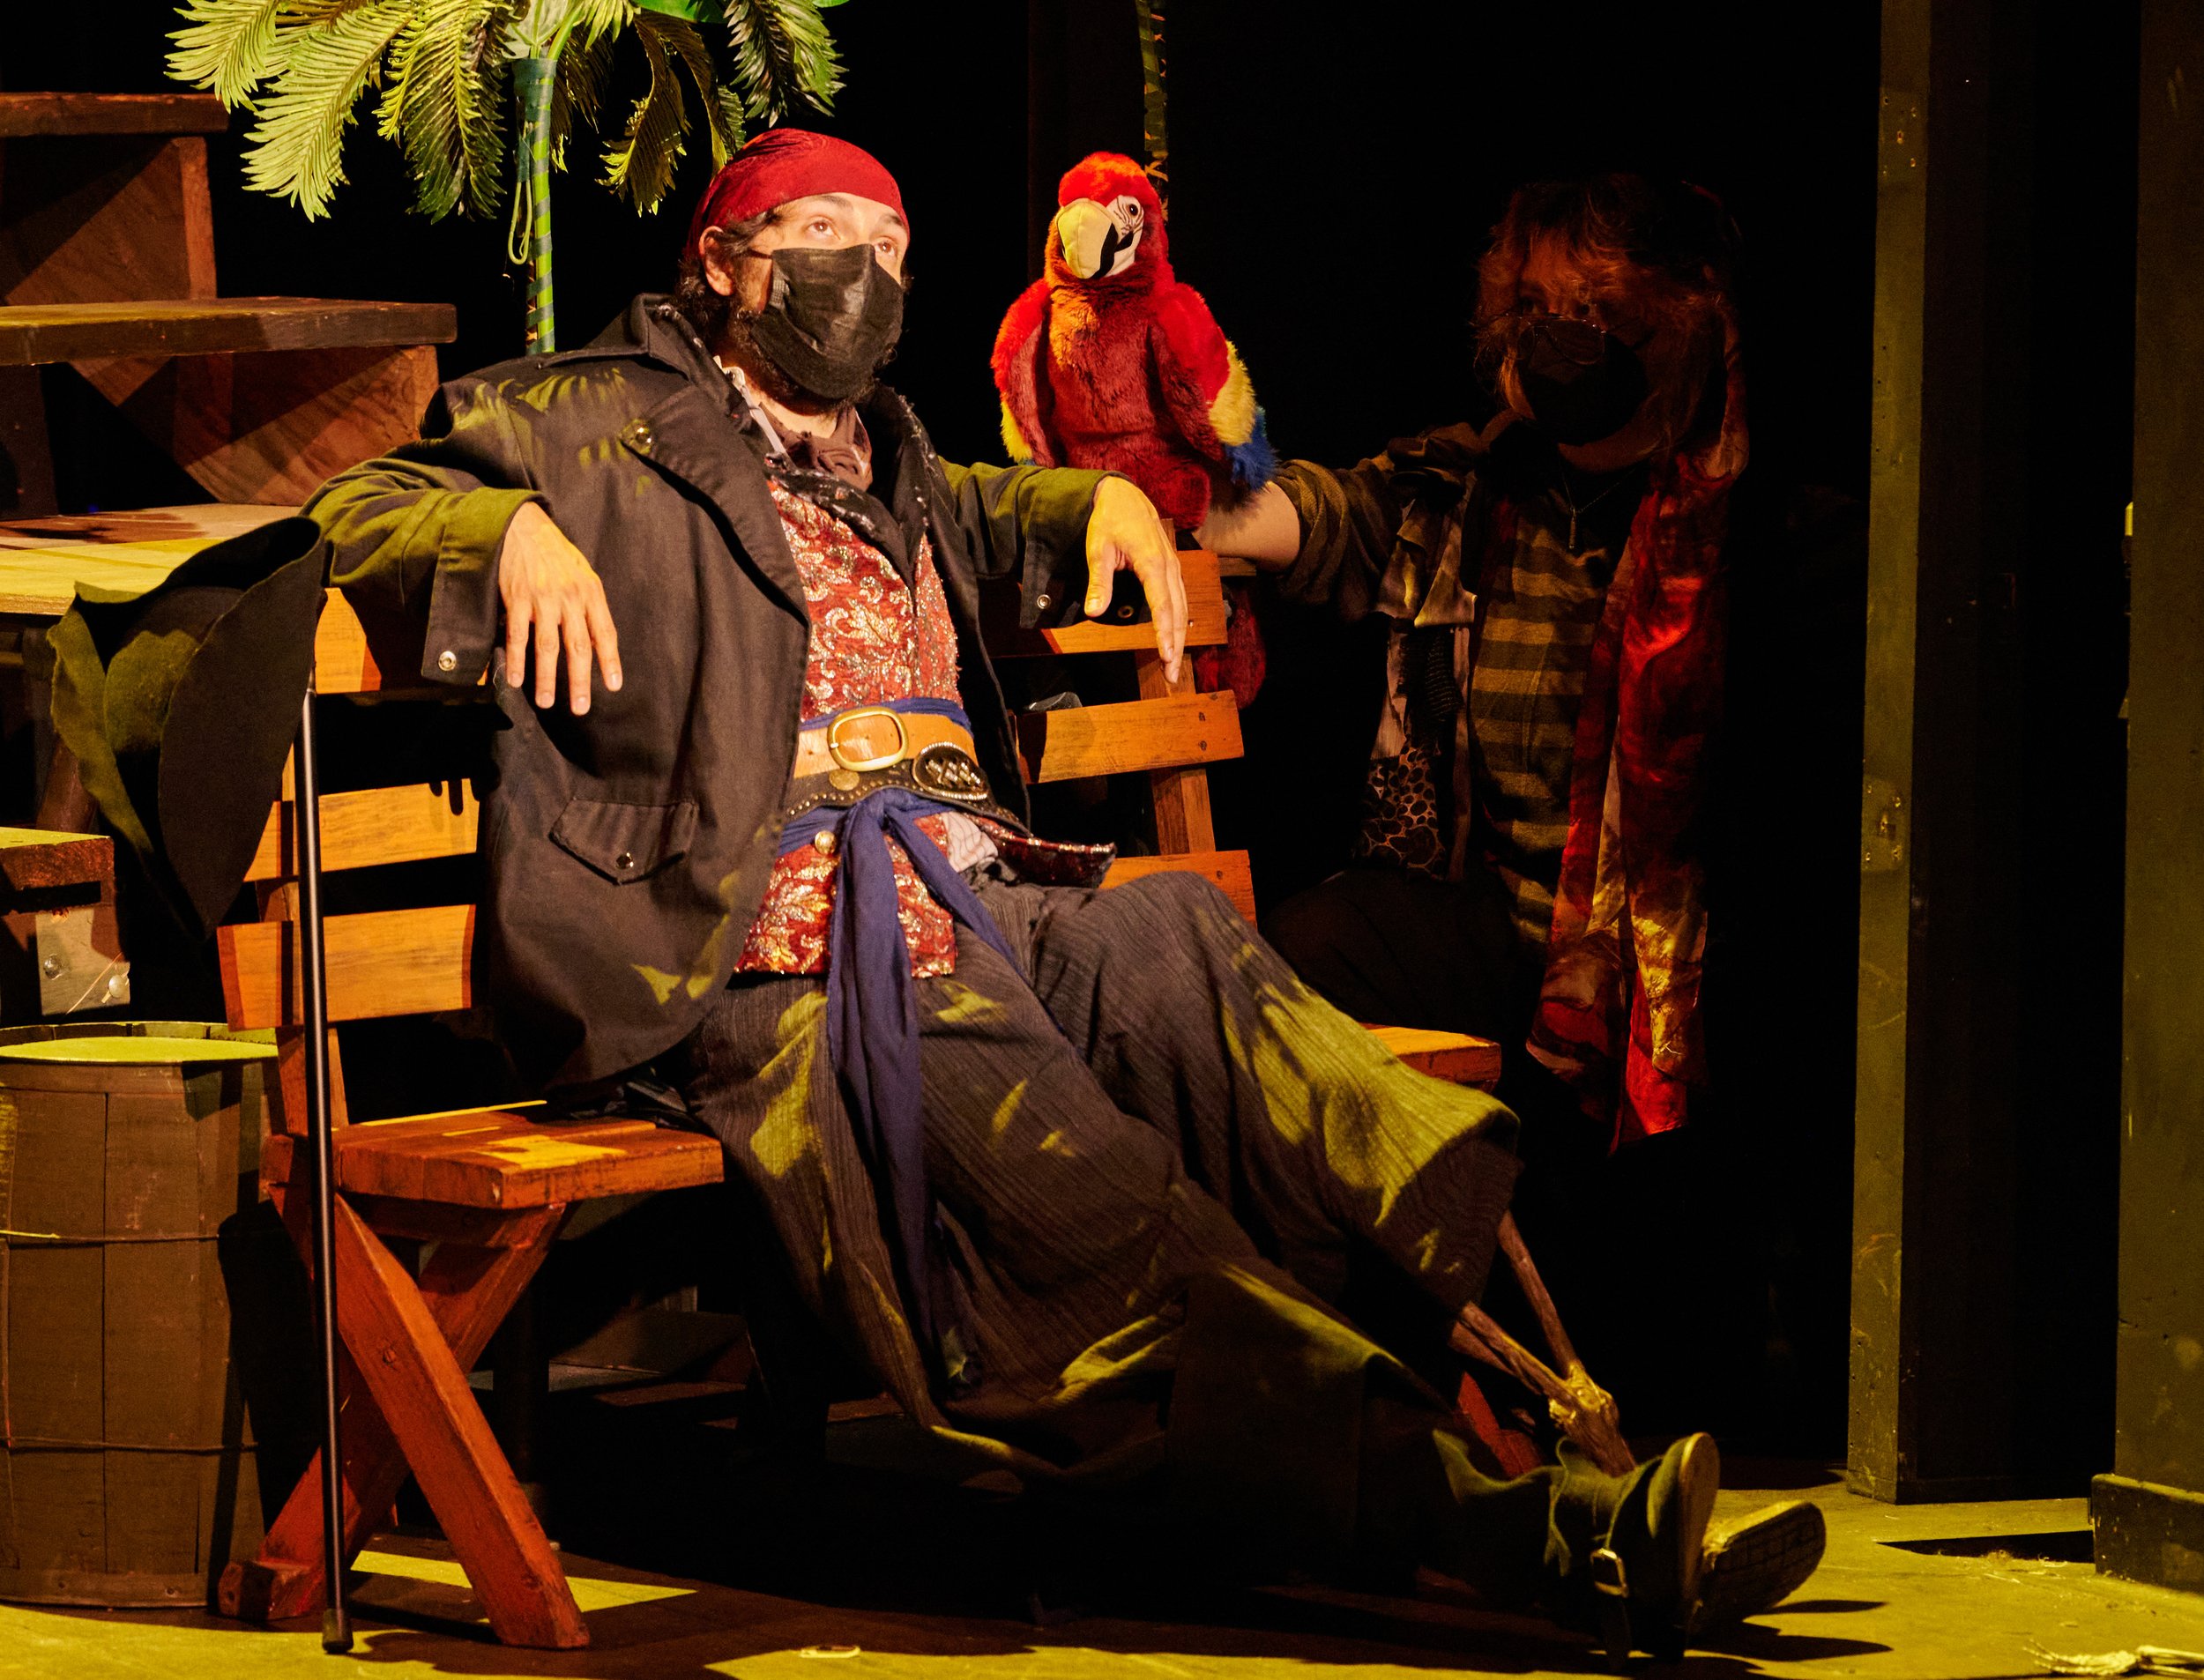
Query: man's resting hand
1083 477 1187 685
499 502 623 714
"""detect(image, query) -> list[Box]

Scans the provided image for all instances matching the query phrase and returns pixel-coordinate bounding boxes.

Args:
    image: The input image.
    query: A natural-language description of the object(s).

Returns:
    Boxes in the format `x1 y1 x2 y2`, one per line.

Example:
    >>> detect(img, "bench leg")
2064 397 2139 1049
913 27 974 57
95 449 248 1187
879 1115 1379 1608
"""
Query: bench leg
330 1197 588 1648
220 1201 580 1647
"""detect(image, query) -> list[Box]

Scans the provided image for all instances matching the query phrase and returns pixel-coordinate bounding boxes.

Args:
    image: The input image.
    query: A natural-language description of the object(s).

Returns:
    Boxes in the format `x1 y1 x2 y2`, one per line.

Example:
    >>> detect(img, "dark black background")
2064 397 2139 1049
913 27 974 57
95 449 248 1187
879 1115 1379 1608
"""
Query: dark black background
0 2 2140 1468
2 1 1876 484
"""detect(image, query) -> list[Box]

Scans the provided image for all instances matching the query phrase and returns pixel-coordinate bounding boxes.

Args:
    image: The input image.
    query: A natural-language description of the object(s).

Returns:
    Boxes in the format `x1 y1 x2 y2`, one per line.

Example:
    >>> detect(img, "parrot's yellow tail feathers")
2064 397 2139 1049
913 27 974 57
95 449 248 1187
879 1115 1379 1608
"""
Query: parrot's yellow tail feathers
1210 341 1258 447
1001 400 1035 464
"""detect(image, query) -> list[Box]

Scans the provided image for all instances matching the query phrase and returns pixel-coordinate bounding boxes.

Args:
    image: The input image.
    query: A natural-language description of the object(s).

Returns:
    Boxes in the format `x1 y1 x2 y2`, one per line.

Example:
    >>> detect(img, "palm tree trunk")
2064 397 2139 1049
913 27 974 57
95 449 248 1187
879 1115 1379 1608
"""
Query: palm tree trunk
1133 0 1168 180
513 56 558 353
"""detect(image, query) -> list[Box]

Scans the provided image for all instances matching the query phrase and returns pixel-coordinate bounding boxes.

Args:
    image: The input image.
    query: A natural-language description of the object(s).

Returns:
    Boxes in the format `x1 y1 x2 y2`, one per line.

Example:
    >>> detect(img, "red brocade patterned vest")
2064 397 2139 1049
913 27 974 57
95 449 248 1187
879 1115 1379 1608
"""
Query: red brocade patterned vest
736 483 973 978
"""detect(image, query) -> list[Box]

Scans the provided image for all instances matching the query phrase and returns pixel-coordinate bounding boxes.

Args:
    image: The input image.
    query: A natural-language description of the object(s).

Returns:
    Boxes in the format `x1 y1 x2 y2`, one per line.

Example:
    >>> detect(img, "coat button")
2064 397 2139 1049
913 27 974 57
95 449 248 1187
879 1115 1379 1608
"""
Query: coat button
1035 592 1052 611
621 419 655 453
437 649 458 673
813 829 837 854
614 851 635 871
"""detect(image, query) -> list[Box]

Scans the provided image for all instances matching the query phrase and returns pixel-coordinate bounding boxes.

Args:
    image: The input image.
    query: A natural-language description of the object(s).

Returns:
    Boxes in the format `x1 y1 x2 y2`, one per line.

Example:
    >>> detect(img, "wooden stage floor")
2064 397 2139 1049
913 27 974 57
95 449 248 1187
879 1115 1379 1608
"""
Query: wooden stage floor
5 1377 2203 1680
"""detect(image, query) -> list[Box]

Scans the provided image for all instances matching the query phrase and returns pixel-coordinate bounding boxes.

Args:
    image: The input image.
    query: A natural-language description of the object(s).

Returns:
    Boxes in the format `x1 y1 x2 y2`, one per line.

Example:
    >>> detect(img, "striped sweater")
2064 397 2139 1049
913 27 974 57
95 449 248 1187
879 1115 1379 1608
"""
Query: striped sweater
1276 416 1637 949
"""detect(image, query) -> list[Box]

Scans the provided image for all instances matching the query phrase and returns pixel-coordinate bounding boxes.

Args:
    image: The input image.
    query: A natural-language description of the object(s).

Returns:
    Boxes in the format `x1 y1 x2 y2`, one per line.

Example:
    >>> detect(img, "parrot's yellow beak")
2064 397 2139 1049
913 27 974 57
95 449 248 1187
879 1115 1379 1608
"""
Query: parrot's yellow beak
1054 199 1120 280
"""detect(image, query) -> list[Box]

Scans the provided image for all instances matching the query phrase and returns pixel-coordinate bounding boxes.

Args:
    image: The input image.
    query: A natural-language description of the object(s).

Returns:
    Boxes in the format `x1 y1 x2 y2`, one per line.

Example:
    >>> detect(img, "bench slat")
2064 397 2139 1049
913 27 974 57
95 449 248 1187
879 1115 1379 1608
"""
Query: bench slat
247 784 479 881
332 1111 720 1208
1100 850 1256 922
1366 1025 1504 1089
314 590 385 694
220 905 472 1029
1016 692 1242 784
984 549 1229 658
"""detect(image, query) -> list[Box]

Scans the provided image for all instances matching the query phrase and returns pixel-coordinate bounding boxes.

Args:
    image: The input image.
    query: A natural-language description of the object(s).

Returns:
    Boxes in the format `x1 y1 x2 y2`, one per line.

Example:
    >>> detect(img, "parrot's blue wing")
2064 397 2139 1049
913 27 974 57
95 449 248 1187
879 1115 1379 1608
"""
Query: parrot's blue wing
1224 405 1277 494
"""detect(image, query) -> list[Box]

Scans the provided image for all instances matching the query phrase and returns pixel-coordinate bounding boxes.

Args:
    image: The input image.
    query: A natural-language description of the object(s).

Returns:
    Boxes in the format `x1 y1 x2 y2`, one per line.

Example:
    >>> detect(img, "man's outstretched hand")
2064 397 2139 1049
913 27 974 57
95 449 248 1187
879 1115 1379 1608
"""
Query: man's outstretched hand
1083 477 1187 685
499 502 623 714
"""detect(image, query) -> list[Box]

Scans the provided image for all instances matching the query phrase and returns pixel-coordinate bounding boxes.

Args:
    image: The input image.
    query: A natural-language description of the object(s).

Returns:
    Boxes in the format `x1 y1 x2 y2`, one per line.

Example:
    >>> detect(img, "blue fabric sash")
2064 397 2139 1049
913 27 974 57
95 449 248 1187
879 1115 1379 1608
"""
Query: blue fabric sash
776 697 1017 1348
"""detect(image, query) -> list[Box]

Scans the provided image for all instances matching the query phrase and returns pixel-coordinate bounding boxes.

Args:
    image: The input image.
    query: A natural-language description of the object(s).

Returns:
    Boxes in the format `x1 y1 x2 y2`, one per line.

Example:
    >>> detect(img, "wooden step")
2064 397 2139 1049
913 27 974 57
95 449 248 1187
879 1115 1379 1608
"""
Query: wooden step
0 93 228 138
0 298 456 367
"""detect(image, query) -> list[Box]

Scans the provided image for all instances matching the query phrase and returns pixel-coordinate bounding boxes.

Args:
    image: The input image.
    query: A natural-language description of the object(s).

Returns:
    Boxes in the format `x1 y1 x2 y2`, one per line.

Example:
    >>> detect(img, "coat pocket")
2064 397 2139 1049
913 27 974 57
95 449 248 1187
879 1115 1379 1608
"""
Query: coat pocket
550 797 698 884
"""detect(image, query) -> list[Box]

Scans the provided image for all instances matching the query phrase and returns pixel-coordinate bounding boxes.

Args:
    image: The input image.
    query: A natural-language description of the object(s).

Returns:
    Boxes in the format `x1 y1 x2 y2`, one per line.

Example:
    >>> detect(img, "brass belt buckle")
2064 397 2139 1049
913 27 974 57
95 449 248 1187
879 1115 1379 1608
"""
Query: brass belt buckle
827 707 909 774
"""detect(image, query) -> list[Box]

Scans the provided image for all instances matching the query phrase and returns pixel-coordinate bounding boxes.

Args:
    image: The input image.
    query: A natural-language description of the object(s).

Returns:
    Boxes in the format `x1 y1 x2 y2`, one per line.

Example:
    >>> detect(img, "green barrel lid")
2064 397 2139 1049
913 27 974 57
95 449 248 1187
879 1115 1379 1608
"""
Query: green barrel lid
0 1035 276 1064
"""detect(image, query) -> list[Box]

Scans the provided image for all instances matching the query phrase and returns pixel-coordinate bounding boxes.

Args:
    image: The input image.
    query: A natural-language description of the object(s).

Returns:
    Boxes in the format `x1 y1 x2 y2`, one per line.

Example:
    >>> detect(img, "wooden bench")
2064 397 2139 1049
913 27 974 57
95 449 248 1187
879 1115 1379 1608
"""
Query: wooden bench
987 546 1254 919
980 550 1500 1089
0 500 1493 1650
212 608 721 1652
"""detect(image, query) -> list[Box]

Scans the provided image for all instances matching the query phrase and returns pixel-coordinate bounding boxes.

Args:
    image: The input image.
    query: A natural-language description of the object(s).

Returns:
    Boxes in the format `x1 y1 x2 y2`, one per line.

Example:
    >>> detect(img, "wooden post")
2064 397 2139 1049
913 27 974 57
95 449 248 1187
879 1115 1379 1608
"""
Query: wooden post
1850 0 2026 1504
1136 651 1217 853
2094 0 2204 1594
1850 0 2134 1503
293 684 350 1653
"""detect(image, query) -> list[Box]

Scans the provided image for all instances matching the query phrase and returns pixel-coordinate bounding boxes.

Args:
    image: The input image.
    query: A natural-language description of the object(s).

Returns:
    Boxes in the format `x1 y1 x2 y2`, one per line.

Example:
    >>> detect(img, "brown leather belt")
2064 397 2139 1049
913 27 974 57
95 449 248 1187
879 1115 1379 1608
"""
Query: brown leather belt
792 706 978 781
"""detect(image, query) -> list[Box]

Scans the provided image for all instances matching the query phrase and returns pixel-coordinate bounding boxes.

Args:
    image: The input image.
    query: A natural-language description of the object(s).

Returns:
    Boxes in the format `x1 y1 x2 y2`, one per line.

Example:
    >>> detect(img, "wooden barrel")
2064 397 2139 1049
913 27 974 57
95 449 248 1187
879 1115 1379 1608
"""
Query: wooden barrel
0 1022 295 1608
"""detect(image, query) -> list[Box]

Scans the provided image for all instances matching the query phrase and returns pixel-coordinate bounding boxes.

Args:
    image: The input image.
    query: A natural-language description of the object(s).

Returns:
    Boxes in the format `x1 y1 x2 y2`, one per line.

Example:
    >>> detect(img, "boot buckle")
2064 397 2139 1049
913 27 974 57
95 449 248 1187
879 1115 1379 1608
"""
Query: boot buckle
1590 1546 1632 1670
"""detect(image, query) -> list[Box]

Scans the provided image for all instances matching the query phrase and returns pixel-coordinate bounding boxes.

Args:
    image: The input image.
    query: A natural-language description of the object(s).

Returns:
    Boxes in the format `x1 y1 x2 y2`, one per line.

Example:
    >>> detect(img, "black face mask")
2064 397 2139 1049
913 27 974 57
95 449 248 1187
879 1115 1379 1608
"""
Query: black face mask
744 243 905 403
1514 316 1649 446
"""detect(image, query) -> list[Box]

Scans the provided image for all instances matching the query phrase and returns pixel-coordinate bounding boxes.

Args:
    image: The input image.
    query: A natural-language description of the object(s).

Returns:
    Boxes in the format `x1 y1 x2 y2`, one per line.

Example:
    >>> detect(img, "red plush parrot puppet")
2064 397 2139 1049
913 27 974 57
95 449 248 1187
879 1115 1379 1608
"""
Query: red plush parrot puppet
992 152 1274 695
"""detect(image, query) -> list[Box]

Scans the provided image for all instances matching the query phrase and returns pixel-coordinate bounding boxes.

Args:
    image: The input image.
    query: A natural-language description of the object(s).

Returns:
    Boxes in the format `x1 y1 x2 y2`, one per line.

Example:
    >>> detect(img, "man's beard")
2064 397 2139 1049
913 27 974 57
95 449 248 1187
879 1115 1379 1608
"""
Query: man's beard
719 312 875 413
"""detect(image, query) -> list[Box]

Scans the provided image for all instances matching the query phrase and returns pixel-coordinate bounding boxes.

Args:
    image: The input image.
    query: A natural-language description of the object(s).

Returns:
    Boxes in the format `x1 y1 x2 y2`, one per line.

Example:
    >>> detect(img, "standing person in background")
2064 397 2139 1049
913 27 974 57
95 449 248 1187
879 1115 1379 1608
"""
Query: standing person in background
1200 173 1746 1158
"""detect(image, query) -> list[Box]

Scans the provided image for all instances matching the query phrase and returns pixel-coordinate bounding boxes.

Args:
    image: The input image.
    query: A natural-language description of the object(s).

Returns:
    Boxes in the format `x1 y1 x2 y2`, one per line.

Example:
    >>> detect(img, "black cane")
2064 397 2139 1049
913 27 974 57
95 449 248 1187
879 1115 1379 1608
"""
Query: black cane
294 679 352 1654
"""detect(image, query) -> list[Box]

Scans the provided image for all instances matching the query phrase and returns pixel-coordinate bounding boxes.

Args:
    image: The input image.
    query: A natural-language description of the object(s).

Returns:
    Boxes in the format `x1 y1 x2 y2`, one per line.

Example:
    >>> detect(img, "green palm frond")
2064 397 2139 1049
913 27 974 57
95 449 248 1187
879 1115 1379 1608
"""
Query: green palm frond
378 0 512 219
167 0 852 349
240 0 414 218
550 19 617 171
722 0 840 125
566 0 637 45
656 16 742 166
285 0 389 19
713 85 747 162
167 0 289 108
601 10 692 212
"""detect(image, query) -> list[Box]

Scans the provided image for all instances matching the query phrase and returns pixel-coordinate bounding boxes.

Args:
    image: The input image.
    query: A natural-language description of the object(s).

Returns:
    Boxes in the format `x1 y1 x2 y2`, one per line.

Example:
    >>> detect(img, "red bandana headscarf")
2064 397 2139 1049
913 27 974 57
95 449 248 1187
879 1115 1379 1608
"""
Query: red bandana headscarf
682 130 907 267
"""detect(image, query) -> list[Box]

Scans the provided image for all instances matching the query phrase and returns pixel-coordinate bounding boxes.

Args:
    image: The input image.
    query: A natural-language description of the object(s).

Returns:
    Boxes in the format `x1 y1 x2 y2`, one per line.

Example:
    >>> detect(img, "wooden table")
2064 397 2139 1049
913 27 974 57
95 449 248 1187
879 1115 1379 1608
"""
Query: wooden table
0 504 300 849
0 503 296 613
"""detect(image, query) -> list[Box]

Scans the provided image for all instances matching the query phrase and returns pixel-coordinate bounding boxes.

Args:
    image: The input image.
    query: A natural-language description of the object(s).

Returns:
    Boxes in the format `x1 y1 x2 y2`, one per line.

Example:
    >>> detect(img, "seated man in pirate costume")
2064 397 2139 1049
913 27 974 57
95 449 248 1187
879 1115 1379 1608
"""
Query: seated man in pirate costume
310 131 1816 1654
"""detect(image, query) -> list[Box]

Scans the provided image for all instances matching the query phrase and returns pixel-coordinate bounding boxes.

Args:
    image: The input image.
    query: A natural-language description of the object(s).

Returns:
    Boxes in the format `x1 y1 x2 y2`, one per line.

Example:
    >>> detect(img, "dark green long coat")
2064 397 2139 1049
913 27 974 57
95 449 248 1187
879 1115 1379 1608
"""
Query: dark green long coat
310 295 1110 1088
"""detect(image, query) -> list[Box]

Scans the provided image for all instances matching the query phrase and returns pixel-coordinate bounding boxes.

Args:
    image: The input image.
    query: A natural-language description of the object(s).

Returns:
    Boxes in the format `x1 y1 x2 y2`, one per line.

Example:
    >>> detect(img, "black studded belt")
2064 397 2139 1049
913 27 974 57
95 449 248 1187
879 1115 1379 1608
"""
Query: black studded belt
779 703 1010 826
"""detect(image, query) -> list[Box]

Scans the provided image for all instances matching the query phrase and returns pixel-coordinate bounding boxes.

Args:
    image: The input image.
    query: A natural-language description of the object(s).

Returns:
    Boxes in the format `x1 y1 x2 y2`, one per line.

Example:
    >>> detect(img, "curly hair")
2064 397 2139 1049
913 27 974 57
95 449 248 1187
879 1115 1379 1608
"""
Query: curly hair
1475 175 1741 451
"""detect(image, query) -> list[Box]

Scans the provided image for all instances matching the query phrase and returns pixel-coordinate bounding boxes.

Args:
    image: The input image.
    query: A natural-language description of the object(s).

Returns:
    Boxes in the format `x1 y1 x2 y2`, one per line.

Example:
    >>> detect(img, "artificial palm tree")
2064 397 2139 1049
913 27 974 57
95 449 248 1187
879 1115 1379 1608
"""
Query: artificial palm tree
167 0 848 351
1132 0 1165 182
